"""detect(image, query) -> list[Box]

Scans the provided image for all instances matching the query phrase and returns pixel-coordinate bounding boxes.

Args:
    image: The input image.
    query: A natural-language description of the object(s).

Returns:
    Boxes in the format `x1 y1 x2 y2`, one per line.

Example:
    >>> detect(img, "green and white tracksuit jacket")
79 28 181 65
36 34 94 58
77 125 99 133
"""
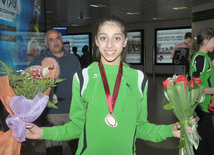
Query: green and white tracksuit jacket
42 62 174 155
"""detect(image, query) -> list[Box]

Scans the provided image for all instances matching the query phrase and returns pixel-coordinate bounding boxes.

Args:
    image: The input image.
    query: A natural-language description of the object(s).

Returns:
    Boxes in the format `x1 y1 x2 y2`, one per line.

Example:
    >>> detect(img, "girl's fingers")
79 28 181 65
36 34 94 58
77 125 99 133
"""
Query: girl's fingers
25 123 34 129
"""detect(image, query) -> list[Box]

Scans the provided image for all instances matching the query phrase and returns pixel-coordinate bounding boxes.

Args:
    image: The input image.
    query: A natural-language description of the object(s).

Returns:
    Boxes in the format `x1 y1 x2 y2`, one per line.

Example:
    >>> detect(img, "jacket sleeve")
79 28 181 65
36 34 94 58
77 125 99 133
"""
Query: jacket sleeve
191 55 206 79
41 73 86 141
136 73 174 142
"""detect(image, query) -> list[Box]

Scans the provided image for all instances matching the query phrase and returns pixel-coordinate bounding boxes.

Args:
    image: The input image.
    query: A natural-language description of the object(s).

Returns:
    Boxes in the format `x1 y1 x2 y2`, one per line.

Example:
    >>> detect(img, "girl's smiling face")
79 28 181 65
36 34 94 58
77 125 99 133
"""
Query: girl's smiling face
95 21 128 65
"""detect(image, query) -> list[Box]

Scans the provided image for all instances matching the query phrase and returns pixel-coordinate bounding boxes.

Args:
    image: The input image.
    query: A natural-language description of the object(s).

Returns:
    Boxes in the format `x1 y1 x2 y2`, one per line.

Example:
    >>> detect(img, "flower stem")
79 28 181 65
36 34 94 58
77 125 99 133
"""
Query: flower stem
179 120 194 155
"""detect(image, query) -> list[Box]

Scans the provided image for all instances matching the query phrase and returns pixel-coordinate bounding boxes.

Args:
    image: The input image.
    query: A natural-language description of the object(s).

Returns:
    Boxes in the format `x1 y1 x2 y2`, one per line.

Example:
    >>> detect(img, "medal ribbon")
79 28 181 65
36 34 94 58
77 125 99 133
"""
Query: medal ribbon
99 61 123 114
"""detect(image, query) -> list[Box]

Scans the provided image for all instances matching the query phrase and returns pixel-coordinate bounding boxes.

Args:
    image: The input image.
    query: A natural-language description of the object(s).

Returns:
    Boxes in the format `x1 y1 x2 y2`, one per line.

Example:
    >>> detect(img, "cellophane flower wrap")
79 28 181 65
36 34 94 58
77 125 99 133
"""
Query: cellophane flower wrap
163 75 205 155
0 57 64 155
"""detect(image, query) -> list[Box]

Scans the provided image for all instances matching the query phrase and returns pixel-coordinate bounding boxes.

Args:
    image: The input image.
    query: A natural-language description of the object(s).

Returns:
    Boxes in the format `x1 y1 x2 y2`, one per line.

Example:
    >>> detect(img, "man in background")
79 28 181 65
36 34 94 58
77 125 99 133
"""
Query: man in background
28 29 81 155
170 32 192 59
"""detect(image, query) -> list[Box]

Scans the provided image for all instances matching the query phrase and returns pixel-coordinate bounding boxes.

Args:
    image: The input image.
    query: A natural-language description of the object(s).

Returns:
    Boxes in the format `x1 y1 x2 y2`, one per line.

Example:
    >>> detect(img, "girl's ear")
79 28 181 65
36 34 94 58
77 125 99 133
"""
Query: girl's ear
123 38 128 47
95 36 99 47
203 39 208 45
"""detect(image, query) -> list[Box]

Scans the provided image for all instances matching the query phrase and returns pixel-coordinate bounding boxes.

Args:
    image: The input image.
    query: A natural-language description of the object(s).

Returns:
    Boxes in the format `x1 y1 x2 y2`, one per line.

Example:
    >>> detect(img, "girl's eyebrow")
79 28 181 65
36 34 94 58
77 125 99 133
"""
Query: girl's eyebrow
114 33 123 36
98 33 107 36
98 33 123 36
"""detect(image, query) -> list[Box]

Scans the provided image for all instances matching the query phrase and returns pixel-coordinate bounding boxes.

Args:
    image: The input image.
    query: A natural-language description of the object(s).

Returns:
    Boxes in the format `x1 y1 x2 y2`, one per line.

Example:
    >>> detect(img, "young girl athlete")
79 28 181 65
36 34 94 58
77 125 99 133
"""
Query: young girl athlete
26 15 193 155
189 27 214 155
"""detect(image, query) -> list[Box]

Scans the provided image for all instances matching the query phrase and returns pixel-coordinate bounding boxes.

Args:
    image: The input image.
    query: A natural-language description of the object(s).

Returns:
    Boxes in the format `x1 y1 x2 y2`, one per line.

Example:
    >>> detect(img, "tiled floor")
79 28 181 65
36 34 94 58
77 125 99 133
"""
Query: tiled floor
1 75 180 155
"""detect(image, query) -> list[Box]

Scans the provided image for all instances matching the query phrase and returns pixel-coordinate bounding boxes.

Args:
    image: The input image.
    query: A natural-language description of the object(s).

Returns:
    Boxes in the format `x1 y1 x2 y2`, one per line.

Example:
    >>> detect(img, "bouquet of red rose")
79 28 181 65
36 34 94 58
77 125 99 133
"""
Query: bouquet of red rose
0 57 64 155
163 75 205 155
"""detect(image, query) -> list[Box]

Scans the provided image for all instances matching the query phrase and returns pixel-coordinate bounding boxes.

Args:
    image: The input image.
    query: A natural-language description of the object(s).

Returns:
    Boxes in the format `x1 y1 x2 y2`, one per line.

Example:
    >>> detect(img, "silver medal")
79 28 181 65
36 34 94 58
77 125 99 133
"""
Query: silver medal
105 113 118 127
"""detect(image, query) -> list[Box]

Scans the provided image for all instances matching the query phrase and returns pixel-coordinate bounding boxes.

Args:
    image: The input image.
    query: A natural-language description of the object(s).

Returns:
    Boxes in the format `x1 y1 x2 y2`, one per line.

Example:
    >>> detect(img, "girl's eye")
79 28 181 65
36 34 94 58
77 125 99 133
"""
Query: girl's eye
100 37 106 41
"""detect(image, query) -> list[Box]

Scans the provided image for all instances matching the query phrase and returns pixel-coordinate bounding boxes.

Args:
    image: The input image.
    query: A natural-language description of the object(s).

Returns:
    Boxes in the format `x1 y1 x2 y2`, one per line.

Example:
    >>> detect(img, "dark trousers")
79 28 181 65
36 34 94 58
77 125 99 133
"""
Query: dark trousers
46 139 79 155
194 109 214 155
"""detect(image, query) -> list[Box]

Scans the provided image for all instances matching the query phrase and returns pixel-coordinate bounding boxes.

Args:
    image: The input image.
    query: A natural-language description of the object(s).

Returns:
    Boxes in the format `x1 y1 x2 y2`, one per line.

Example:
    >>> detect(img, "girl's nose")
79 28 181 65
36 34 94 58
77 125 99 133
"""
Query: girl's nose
107 39 113 48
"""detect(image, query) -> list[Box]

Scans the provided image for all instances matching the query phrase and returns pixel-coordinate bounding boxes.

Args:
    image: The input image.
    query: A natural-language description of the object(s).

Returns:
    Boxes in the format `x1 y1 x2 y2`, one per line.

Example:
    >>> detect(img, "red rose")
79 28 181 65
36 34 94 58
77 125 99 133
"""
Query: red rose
48 66 54 70
190 77 201 87
27 69 43 80
33 70 39 74
174 75 189 89
163 78 172 89
193 77 201 84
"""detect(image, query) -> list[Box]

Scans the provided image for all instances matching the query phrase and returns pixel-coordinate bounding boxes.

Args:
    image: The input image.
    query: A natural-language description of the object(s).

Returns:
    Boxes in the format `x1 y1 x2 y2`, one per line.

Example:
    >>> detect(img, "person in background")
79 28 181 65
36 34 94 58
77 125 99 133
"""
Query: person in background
25 15 194 155
80 45 92 68
72 46 81 61
80 46 88 68
63 41 71 53
84 45 92 65
28 29 81 155
170 32 192 59
189 27 214 155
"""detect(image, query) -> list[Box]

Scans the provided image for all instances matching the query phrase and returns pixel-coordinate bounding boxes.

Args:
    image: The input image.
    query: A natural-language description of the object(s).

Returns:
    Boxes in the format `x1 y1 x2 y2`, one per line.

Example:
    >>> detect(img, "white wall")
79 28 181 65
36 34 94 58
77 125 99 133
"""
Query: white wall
68 19 191 74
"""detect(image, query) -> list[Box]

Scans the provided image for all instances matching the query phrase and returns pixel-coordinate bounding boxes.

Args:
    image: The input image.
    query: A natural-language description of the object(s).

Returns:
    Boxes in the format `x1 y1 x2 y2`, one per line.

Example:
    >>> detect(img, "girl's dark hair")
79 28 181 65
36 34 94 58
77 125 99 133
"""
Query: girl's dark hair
93 15 128 63
189 27 214 60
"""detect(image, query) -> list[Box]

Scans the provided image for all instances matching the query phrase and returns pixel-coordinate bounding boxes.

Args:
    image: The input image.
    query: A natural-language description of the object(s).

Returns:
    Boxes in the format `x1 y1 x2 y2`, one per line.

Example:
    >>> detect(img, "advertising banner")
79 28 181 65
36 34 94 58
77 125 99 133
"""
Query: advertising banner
126 31 143 64
0 0 46 76
155 28 191 64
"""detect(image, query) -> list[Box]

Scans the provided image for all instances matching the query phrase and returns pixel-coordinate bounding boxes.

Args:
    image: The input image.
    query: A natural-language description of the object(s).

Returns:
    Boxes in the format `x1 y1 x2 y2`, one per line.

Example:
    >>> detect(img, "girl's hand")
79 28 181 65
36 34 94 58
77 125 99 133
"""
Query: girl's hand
172 118 196 138
25 122 43 140
172 122 181 138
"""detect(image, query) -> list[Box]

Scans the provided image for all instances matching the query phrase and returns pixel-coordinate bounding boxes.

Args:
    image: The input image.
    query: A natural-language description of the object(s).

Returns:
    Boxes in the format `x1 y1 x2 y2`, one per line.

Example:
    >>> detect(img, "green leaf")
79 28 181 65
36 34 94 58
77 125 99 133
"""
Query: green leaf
0 72 7 74
177 140 185 149
47 101 59 109
191 89 199 104
0 60 14 76
163 103 173 110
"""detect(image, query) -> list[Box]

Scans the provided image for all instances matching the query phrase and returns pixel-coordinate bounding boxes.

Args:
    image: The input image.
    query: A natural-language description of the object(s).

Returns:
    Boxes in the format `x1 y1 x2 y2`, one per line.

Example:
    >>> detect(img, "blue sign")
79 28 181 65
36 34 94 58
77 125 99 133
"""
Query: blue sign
0 0 45 76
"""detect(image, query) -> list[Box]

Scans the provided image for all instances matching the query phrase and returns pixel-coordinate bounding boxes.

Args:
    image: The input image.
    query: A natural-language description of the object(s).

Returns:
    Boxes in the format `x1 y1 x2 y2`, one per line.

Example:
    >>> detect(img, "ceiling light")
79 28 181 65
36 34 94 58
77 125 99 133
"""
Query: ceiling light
90 4 106 8
126 11 140 15
46 11 53 14
152 17 163 20
173 7 188 10
71 24 79 26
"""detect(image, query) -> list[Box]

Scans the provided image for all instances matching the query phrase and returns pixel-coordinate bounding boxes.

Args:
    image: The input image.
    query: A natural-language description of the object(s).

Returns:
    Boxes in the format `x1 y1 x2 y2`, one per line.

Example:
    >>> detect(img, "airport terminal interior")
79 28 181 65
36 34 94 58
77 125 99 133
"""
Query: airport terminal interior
0 0 214 155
